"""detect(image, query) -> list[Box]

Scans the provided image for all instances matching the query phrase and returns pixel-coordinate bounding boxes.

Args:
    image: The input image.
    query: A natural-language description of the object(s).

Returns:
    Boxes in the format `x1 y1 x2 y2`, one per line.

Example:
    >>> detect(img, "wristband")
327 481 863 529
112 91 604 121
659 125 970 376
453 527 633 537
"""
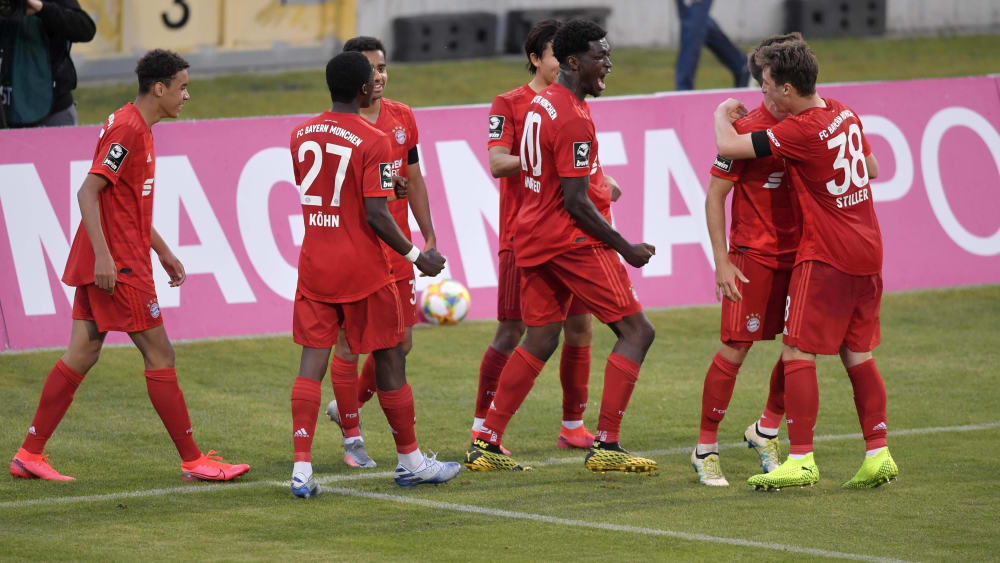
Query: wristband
404 245 420 263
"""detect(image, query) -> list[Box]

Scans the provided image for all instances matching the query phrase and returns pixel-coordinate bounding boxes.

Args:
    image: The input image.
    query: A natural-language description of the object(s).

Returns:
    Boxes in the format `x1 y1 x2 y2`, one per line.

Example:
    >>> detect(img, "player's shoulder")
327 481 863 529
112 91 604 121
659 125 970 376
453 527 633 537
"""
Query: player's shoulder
734 104 780 134
105 103 147 139
380 97 414 117
496 83 533 103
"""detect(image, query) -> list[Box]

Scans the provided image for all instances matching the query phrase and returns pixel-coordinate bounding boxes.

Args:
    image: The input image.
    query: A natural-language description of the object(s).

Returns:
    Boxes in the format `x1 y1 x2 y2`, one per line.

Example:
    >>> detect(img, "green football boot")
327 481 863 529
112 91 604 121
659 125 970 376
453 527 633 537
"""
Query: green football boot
747 453 819 490
842 448 898 489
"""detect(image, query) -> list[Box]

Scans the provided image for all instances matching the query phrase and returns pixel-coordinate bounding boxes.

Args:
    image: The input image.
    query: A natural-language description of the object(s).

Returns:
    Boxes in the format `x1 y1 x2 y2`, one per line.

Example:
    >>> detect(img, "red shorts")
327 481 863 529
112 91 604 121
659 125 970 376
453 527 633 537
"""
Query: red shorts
293 283 405 354
497 250 522 321
783 260 882 355
720 251 791 346
395 276 418 328
72 283 163 333
520 245 641 326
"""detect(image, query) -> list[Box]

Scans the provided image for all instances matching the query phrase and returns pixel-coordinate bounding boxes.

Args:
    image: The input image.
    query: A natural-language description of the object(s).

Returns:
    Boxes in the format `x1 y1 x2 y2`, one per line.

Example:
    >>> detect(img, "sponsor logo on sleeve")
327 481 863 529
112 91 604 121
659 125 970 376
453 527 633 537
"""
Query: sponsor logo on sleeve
102 143 129 172
713 154 733 172
379 163 394 190
573 141 591 168
766 128 780 147
488 115 505 140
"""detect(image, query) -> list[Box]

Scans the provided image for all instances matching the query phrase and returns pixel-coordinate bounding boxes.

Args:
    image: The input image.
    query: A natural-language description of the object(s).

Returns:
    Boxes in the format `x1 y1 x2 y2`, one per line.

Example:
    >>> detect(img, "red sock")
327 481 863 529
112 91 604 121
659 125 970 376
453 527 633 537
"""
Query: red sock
356 355 377 405
783 360 819 455
596 353 641 444
291 377 322 462
21 360 85 454
846 359 888 450
377 383 418 454
145 368 201 462
477 347 545 445
475 346 510 419
559 345 590 422
698 352 740 444
760 357 785 429
330 356 361 439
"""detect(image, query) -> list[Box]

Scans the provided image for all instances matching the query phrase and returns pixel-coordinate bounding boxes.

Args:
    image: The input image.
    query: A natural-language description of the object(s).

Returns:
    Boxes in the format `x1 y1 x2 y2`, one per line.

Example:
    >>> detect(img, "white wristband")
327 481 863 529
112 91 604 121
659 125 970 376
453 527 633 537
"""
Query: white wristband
403 245 420 263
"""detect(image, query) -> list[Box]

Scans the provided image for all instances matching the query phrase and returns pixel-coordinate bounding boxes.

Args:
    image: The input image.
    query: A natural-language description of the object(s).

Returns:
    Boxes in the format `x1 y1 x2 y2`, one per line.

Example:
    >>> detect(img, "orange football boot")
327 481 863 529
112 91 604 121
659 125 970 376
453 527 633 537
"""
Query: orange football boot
181 450 250 482
557 425 596 449
10 448 75 481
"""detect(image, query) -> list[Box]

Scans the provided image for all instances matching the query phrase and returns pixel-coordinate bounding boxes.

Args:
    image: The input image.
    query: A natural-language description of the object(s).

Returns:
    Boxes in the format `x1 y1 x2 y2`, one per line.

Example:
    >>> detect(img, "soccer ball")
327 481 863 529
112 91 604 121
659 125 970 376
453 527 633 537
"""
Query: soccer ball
420 279 471 325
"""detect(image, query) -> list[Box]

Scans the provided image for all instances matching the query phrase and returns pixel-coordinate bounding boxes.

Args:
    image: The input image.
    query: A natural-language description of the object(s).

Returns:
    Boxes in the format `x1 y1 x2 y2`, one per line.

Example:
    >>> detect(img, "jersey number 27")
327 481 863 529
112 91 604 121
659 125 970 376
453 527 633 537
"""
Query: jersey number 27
297 140 353 207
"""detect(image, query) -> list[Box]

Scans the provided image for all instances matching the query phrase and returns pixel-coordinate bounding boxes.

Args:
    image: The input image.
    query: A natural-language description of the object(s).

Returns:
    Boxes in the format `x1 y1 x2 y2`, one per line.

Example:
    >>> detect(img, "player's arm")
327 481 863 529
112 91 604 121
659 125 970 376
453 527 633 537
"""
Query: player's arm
705 176 748 302
605 174 622 202
713 98 760 160
866 152 879 180
405 152 438 251
488 146 521 178
364 196 445 277
562 176 654 268
150 228 186 287
77 173 116 293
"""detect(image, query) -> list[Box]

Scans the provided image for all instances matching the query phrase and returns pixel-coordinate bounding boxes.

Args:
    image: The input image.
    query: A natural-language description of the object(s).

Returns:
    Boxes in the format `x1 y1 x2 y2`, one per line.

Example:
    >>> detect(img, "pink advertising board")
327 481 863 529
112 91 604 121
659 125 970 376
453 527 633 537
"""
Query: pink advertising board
1 76 999 351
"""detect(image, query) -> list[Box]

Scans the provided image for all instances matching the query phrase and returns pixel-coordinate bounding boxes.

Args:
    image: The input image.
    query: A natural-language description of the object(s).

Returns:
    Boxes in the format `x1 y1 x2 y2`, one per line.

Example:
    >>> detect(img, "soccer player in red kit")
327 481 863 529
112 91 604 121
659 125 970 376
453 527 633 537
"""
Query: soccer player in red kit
466 19 658 474
321 36 441 469
9 49 249 482
714 38 899 489
692 34 803 487
473 19 615 454
288 51 459 497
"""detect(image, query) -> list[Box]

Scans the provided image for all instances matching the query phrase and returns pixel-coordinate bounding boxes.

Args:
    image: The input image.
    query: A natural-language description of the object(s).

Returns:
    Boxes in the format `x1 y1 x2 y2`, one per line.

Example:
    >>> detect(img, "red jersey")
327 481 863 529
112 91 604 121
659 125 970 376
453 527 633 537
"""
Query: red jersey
710 103 799 269
513 83 604 267
488 84 534 252
63 103 156 293
290 111 396 302
764 97 881 275
370 98 419 281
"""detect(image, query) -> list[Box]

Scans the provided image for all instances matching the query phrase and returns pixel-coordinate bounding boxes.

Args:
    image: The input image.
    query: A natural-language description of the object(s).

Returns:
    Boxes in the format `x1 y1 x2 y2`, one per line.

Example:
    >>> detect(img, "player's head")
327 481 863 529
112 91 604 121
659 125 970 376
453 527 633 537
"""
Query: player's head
135 49 190 118
756 39 819 111
748 32 802 84
343 36 387 101
524 19 561 84
552 18 612 97
325 51 375 107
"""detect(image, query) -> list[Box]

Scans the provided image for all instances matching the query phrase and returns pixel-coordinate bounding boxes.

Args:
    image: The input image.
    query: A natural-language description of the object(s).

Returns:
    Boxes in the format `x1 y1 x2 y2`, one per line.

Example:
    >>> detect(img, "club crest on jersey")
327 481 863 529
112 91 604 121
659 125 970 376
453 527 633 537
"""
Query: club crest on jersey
102 143 129 172
148 300 161 319
746 313 761 333
488 115 505 140
713 154 732 172
379 163 394 190
393 125 407 145
573 141 591 168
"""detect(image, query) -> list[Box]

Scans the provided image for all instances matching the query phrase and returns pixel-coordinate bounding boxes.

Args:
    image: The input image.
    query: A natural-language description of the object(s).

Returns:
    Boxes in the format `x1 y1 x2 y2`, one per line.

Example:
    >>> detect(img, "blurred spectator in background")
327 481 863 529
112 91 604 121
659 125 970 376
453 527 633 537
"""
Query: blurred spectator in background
674 0 748 90
1 0 95 128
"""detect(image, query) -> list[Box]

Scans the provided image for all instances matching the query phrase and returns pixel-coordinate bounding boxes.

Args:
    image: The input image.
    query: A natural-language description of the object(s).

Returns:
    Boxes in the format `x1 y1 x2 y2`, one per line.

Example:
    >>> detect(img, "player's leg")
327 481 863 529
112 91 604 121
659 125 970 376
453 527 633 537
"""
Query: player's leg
559 309 595 449
356 276 417 409
11 290 108 481
324 328 377 468
692 340 748 486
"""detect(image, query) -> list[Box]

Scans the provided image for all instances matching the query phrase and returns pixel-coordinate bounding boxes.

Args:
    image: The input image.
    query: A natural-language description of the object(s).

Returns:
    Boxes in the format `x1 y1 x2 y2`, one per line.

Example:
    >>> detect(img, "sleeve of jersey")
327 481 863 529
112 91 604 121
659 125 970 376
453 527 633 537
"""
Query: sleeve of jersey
554 116 595 178
88 123 136 187
363 136 394 198
289 133 303 187
766 119 810 162
709 154 744 181
405 106 419 151
487 96 514 150
858 118 872 156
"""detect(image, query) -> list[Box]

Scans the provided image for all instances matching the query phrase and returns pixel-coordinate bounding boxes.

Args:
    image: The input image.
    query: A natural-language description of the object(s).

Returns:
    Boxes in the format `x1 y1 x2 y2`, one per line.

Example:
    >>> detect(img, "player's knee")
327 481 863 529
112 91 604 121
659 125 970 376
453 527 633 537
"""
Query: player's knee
401 338 413 356
563 317 593 347
628 316 655 352
719 342 750 364
491 321 524 353
333 343 359 362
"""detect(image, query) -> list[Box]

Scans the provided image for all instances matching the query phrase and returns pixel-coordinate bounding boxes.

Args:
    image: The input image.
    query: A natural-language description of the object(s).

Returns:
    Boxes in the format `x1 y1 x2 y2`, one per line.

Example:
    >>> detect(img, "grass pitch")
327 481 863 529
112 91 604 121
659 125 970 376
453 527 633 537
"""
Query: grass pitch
2 285 998 561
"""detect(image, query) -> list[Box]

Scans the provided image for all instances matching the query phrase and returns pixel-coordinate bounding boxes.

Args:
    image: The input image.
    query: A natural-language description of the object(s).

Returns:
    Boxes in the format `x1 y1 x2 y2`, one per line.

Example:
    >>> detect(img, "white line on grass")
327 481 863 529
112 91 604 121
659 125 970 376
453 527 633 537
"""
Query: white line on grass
324 486 912 563
2 420 996 510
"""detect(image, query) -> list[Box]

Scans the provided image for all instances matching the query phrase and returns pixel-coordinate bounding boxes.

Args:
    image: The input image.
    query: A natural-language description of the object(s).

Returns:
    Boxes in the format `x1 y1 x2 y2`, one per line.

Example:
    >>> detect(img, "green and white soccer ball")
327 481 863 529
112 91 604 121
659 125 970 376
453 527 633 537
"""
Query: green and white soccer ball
420 279 471 325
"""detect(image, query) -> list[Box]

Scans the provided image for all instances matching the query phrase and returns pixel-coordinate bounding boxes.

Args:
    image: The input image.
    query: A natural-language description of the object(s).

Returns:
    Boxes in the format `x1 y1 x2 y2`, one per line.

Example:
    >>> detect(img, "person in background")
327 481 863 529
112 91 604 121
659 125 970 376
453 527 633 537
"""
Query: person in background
1 0 95 128
674 0 748 91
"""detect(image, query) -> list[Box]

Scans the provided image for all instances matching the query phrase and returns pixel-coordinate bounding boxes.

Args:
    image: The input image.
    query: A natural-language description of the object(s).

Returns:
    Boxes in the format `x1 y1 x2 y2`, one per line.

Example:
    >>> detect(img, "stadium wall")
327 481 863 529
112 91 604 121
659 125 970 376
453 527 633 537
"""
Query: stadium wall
1 76 999 350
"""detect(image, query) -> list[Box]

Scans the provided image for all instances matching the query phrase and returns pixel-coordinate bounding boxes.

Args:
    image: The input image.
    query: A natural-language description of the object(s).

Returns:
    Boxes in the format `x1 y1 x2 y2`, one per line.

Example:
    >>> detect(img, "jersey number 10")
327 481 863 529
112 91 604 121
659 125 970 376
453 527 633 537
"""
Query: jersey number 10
297 140 353 207
519 111 543 178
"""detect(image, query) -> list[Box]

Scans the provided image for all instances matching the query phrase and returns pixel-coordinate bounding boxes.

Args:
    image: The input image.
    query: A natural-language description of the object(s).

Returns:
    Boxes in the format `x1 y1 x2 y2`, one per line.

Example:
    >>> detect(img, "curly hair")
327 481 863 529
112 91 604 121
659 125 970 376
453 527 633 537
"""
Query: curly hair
343 36 386 57
755 38 819 96
326 51 373 103
523 19 560 74
135 49 190 94
747 32 803 84
552 18 606 65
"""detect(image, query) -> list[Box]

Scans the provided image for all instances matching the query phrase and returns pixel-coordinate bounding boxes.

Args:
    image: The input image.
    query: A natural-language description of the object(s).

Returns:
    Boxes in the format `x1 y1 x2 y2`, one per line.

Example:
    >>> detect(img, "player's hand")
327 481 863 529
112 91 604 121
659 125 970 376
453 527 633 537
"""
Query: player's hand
423 236 438 254
26 0 42 15
605 174 622 202
95 252 117 294
159 251 187 287
622 242 655 268
392 175 408 199
415 248 446 277
714 257 748 302
716 98 748 123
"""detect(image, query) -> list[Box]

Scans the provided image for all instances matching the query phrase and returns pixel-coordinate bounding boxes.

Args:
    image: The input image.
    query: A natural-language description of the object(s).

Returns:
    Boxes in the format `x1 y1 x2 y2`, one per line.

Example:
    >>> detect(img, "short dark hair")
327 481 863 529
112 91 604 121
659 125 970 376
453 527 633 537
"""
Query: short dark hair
523 19 560 74
325 51 373 103
135 49 190 94
343 36 386 56
748 32 802 84
552 18 606 65
755 39 819 96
